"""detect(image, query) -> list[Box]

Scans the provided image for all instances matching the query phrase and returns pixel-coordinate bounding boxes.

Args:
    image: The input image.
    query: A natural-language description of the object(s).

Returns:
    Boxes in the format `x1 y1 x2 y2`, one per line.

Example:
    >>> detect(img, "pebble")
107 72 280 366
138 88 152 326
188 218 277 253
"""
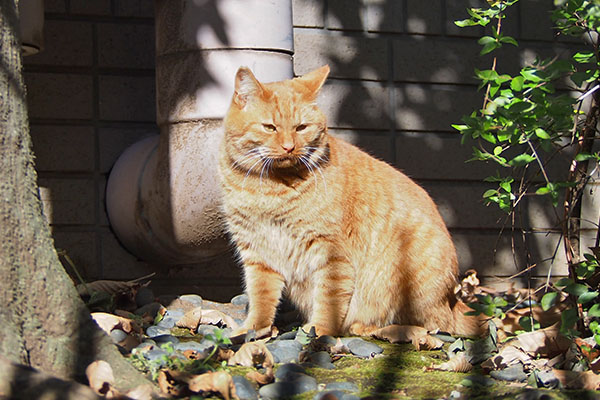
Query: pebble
274 363 306 379
277 330 298 341
135 286 155 307
178 294 203 307
156 309 185 329
324 382 359 392
490 365 527 382
232 375 258 400
314 390 345 400
152 334 180 345
143 347 168 362
306 351 335 369
134 302 163 317
146 325 171 337
174 340 213 353
315 335 338 346
534 369 559 389
460 375 494 387
231 294 249 306
449 390 462 399
344 338 383 358
267 340 303 363
260 373 318 399
109 329 128 343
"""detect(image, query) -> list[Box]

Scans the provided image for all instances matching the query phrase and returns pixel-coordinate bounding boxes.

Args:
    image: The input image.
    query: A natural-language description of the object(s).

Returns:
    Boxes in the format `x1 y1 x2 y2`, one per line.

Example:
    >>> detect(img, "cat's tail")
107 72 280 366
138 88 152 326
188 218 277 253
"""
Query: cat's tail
452 300 489 337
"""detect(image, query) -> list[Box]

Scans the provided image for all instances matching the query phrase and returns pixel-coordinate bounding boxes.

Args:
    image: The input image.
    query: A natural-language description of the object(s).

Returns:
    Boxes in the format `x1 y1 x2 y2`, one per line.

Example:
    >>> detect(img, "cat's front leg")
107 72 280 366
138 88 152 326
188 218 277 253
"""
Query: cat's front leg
304 256 354 336
239 261 285 335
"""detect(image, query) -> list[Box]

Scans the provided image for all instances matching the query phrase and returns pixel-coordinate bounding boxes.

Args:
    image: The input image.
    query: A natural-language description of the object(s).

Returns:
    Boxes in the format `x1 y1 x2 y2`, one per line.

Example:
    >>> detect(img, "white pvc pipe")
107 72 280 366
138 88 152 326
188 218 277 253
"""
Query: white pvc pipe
106 0 293 264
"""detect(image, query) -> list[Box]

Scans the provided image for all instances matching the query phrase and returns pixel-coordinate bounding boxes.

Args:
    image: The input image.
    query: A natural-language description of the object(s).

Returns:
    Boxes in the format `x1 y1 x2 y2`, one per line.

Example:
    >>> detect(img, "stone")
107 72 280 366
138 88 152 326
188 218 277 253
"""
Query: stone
260 373 318 399
152 334 180 345
274 364 307 380
109 329 128 343
535 369 559 389
345 338 383 358
314 390 345 400
174 340 214 353
146 325 171 337
306 351 335 369
315 335 338 346
156 309 185 329
135 302 163 317
135 286 155 307
490 365 528 382
277 330 298 340
143 347 168 363
459 375 494 387
324 382 359 392
232 375 258 400
267 340 303 364
231 294 249 306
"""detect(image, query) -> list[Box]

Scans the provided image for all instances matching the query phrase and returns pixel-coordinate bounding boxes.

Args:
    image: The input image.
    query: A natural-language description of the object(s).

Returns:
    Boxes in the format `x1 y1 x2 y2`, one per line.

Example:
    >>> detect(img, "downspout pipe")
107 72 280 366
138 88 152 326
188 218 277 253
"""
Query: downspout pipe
106 0 294 264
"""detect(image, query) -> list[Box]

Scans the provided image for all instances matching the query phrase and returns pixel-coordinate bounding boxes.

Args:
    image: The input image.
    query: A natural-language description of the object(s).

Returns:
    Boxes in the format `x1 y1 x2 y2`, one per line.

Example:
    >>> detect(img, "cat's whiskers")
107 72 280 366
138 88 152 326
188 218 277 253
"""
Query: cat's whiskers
299 148 328 194
230 148 265 171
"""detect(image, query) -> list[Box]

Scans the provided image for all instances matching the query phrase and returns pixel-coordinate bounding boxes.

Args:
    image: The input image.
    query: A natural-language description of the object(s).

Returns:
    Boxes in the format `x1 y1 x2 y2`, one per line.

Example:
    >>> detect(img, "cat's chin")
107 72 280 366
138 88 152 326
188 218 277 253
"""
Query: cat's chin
272 156 298 168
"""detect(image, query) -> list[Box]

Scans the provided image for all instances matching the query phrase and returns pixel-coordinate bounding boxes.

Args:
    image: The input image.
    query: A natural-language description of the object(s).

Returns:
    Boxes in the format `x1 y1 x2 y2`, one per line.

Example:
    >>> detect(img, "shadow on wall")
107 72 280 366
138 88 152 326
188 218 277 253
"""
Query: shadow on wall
294 0 574 288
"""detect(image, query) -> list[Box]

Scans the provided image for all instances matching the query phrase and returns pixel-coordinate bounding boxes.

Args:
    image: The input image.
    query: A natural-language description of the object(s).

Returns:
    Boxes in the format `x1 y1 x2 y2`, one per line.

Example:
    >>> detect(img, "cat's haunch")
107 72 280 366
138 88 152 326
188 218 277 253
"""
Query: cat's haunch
218 65 485 337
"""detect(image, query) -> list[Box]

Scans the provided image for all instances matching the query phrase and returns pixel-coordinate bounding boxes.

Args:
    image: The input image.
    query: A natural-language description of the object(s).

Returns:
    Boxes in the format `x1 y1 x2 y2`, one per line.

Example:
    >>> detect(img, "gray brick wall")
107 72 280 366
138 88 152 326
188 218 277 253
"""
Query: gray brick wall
25 0 571 298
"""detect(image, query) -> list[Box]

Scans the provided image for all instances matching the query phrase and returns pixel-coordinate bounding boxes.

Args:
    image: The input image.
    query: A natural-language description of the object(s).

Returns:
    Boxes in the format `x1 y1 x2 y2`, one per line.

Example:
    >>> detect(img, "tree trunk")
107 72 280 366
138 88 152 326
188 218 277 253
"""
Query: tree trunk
0 0 152 394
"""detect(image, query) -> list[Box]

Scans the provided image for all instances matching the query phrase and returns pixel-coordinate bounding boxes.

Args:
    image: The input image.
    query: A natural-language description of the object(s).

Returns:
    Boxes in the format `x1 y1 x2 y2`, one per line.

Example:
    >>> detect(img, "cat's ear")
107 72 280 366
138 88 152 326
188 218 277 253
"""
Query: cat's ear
233 66 265 108
296 65 330 97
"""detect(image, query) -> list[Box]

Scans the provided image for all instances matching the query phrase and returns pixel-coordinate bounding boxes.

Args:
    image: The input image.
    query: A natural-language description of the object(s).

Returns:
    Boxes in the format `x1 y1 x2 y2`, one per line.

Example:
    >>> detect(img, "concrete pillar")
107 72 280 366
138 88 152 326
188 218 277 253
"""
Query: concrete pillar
106 0 294 264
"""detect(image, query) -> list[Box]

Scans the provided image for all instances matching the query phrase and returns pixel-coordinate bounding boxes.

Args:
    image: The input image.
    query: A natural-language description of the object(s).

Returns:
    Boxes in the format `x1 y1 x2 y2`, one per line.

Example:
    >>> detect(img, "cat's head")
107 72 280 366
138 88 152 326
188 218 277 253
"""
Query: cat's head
224 65 330 171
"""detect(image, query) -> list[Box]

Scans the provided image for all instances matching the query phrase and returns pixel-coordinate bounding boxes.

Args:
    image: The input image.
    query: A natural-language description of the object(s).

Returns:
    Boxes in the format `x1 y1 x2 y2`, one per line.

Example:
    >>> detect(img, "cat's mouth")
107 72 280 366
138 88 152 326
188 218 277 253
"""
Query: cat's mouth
271 154 298 167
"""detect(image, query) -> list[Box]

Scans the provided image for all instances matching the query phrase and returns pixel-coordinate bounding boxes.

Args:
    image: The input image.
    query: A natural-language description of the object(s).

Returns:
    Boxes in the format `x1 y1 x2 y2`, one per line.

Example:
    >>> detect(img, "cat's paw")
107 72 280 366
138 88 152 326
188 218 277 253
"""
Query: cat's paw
302 323 339 337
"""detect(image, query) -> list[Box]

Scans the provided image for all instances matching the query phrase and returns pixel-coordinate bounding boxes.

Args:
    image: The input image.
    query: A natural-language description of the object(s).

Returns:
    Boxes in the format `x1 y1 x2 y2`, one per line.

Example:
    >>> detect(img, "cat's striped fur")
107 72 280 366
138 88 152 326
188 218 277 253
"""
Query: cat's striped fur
218 65 484 337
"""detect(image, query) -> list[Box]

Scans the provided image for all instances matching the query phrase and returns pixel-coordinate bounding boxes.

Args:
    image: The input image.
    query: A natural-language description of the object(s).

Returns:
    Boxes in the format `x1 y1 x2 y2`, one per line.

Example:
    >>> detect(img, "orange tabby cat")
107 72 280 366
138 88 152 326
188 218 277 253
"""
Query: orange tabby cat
219 65 484 337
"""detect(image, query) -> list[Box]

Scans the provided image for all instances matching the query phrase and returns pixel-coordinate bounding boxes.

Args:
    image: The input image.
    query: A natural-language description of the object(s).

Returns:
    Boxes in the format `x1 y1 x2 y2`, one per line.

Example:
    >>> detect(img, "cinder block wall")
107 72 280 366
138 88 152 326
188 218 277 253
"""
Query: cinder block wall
25 0 572 300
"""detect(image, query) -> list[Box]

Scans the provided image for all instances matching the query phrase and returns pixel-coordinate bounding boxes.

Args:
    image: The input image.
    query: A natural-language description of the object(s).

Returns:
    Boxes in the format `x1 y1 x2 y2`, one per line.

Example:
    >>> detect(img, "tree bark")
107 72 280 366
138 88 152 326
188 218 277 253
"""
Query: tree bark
0 0 153 395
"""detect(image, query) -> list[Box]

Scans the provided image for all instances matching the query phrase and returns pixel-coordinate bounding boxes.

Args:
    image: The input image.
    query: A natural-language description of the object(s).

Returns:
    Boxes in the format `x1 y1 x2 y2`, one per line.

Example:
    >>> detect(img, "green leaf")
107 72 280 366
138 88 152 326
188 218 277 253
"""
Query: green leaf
575 152 596 161
535 128 551 139
511 76 525 91
508 101 534 114
483 189 498 199
555 278 573 287
455 18 479 27
508 154 535 167
573 51 595 64
564 282 589 297
589 303 600 317
578 290 599 304
476 69 500 82
560 307 578 332
478 36 496 45
499 35 519 46
481 41 500 55
541 292 559 311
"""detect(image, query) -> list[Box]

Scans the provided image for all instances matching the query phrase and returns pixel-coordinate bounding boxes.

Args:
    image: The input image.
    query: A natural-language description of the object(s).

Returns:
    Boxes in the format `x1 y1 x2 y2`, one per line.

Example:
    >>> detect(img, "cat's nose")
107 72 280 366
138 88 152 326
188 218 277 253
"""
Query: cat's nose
281 143 295 153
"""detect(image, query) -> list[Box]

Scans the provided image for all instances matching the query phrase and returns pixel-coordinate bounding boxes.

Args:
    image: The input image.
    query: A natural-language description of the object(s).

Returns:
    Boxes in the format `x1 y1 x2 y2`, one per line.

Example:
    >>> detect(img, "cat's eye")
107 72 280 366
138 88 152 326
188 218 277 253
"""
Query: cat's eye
296 124 308 132
262 123 277 132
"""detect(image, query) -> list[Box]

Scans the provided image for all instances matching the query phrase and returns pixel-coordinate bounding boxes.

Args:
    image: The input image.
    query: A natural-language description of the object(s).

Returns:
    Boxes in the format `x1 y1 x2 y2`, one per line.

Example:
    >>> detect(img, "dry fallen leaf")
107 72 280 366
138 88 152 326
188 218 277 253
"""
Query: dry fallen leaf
498 306 562 334
125 384 154 400
246 369 274 385
177 308 239 331
553 369 600 390
228 342 274 368
372 324 444 350
330 338 351 355
426 352 473 373
480 345 531 371
507 323 571 358
91 312 141 335
157 369 186 397
188 371 238 400
85 360 118 398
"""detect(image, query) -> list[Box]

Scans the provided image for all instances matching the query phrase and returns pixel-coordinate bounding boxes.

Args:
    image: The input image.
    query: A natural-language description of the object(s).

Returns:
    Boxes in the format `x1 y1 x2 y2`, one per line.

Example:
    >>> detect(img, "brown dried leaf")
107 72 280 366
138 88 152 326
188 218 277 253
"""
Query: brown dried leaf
188 371 238 400
498 306 562 334
85 360 118 398
177 308 240 331
330 338 351 355
426 352 472 373
228 342 274 369
372 324 443 350
125 384 154 400
157 369 185 397
508 323 571 358
553 369 600 390
481 345 531 371
91 312 140 335
246 368 274 385
176 307 203 330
